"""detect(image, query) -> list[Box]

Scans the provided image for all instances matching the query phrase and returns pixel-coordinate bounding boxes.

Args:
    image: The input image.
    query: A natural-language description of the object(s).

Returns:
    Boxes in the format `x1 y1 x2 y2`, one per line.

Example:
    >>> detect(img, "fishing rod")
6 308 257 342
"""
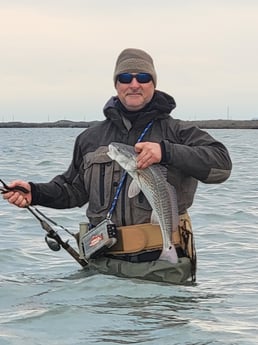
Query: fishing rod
0 178 87 268
26 206 87 267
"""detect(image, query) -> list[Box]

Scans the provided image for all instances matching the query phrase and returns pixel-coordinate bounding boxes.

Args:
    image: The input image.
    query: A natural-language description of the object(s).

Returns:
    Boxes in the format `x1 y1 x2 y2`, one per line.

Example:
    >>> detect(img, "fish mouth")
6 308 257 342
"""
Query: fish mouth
107 143 137 171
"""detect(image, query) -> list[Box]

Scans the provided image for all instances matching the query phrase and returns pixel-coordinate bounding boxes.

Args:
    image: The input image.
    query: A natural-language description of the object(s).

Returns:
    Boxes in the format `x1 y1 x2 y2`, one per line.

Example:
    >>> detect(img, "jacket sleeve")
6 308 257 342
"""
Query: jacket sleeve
162 122 232 183
30 134 89 209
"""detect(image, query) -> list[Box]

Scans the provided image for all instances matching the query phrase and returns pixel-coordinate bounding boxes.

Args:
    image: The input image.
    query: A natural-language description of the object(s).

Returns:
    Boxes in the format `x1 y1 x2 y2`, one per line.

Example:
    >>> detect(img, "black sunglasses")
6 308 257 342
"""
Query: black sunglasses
117 73 153 84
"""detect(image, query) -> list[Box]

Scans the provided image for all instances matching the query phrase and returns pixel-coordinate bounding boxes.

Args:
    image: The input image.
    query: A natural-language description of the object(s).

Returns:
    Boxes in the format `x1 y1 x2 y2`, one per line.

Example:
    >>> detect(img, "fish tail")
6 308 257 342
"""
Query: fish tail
159 245 178 264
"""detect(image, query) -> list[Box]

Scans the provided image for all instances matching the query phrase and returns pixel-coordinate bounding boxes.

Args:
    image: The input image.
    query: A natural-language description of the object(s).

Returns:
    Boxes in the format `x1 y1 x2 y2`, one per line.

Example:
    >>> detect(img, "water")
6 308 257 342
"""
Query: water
0 128 257 345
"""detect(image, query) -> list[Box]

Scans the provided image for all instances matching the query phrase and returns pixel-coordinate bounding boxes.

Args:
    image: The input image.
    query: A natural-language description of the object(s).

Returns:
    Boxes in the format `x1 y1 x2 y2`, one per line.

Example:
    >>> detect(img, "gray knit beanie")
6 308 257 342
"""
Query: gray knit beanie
113 48 157 87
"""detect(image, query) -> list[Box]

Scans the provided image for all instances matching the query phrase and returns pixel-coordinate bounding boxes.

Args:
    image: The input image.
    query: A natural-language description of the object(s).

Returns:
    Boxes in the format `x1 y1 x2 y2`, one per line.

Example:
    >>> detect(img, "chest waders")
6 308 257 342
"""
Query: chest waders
78 121 196 284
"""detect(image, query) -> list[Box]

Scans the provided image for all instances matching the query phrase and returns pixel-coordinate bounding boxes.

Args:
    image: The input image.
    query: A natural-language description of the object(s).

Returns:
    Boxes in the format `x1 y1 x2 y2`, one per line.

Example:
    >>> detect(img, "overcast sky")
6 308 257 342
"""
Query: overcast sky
0 0 257 122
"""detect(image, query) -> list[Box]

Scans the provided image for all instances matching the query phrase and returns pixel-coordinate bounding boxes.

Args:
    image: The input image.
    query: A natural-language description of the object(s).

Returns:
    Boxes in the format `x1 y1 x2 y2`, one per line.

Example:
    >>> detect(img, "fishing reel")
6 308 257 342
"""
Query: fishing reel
26 206 87 267
45 234 61 252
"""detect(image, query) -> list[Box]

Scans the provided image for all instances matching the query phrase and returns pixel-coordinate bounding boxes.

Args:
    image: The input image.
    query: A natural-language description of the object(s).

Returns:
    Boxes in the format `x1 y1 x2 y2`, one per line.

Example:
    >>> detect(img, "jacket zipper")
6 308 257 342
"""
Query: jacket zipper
121 173 127 225
138 191 144 203
99 163 105 206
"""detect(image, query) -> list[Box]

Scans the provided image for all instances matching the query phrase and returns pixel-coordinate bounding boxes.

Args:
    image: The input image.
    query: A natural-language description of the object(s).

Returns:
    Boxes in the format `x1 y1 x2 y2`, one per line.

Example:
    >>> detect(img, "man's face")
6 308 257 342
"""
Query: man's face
115 73 155 111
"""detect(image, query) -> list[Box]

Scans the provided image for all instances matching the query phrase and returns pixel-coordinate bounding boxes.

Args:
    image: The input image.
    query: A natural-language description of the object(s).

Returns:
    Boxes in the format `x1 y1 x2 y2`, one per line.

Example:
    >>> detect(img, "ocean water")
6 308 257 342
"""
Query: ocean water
0 127 257 345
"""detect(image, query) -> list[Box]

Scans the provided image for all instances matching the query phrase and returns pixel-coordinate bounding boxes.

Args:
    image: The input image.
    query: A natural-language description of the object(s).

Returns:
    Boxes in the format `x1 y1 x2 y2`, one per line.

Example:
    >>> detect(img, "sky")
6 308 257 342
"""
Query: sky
0 0 257 122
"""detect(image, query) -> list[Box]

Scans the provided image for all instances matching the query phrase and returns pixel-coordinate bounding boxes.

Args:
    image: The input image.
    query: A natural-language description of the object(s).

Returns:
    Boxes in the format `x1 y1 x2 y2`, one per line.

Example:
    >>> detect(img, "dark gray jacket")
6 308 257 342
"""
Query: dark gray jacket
31 91 232 226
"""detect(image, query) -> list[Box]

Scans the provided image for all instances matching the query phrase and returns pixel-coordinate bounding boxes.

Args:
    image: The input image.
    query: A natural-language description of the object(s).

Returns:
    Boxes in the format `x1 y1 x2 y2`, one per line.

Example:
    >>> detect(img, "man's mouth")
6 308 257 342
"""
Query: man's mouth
126 93 142 96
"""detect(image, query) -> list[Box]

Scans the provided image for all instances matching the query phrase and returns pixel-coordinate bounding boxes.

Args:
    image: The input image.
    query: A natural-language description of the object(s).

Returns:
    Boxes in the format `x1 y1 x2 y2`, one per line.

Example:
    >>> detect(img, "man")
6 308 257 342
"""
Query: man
3 48 232 284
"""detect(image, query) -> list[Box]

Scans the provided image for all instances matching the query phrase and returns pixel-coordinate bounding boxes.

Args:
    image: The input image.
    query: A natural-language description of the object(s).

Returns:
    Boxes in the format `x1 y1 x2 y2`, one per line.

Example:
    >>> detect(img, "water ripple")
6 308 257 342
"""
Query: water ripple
0 128 258 345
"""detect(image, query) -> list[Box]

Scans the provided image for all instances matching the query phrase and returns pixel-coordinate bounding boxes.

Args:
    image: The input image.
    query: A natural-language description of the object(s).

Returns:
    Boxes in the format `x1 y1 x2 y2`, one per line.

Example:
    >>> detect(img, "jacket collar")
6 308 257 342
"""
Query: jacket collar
103 90 176 130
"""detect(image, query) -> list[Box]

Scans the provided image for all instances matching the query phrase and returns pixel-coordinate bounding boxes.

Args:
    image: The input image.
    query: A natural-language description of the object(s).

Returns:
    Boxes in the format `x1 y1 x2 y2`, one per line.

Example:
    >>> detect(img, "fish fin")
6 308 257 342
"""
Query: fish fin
128 180 141 198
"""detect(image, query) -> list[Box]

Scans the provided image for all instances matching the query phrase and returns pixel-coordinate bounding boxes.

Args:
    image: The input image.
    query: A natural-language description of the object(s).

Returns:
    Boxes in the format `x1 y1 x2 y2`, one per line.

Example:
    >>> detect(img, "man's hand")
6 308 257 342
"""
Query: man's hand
2 180 32 208
135 142 162 169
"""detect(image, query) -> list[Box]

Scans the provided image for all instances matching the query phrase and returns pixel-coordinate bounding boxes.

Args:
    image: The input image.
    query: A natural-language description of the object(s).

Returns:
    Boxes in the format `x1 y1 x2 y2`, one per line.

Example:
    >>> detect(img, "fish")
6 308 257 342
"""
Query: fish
107 142 179 264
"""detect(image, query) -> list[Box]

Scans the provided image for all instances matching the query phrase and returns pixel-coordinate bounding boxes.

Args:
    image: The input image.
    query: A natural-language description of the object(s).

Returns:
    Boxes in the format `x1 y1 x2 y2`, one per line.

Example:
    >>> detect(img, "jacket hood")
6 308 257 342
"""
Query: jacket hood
103 90 176 127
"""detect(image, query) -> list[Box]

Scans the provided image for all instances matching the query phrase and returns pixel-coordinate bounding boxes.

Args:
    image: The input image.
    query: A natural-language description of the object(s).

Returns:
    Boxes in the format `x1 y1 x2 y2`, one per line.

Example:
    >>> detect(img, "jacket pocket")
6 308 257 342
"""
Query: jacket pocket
83 146 121 215
133 191 152 211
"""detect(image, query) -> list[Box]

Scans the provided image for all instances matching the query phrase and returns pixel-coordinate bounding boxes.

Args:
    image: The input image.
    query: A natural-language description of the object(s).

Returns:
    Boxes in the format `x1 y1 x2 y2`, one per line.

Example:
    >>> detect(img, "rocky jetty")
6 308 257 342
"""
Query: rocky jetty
0 119 258 129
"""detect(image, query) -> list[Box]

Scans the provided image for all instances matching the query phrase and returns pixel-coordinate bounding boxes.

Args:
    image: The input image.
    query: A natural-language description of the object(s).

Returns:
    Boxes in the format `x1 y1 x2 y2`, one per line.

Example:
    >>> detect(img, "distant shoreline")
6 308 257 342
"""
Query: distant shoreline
0 119 258 129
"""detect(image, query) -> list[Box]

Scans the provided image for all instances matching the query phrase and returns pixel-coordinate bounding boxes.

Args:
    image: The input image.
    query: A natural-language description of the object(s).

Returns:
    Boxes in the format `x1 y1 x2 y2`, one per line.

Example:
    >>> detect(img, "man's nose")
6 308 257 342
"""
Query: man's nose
129 77 140 87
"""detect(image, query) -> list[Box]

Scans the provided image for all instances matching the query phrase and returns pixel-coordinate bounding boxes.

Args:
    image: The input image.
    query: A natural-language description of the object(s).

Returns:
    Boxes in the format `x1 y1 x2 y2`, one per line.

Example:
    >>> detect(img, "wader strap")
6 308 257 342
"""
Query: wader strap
108 223 163 254
107 213 194 254
107 213 197 283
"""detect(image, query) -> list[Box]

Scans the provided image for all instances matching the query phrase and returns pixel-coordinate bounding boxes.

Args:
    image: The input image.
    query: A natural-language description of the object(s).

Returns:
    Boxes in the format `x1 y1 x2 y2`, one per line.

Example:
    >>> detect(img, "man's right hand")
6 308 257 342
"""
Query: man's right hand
2 180 32 208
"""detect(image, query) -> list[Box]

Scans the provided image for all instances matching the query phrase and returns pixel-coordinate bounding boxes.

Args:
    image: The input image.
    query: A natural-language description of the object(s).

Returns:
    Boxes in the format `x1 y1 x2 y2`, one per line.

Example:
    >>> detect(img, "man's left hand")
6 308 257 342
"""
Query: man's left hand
134 142 162 169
